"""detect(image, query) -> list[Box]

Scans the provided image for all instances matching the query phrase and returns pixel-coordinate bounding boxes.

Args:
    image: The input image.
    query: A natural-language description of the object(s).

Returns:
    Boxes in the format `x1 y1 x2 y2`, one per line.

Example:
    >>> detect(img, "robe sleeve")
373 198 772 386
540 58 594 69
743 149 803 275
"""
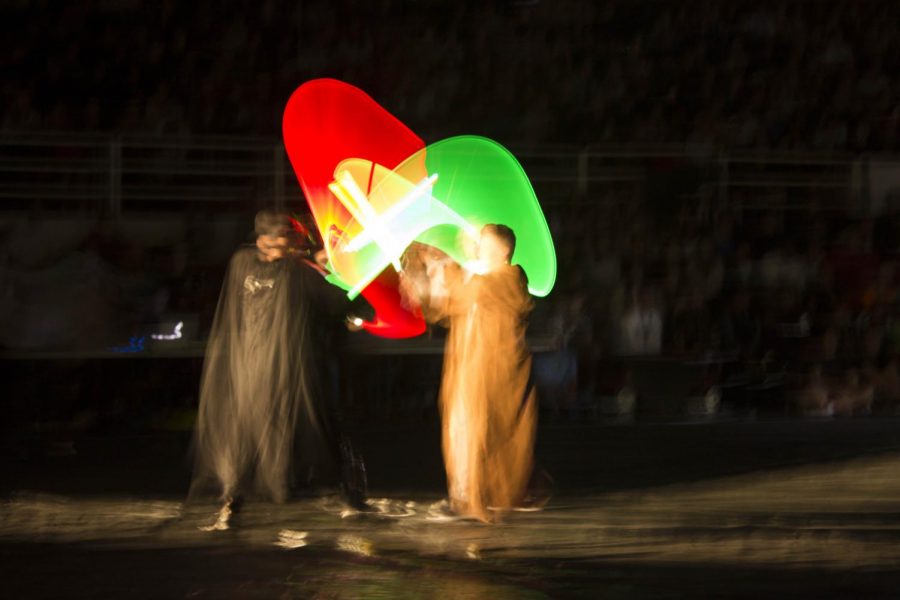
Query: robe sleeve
399 243 460 324
472 265 533 321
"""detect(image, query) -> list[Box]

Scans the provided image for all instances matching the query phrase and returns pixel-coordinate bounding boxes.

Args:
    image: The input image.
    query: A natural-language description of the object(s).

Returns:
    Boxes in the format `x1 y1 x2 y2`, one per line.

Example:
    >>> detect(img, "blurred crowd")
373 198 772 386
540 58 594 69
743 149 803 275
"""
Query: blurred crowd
7 188 900 419
4 0 900 421
534 187 900 417
0 218 230 352
2 0 899 151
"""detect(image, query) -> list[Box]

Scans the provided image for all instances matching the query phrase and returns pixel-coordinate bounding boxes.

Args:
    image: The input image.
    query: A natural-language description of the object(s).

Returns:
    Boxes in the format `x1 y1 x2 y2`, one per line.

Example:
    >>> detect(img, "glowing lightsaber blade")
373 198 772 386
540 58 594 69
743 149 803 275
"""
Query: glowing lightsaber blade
344 173 438 252
337 170 404 272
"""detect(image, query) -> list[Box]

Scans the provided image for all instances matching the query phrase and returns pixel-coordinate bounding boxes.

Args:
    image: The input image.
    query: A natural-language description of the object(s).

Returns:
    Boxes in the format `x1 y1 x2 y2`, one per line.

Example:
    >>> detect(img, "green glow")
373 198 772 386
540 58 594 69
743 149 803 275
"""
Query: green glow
416 136 556 297
326 136 556 298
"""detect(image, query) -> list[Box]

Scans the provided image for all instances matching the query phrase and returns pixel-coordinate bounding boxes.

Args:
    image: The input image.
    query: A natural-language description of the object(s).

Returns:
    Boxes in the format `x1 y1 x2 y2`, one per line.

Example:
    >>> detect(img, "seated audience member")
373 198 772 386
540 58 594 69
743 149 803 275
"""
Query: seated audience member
796 364 833 417
832 368 873 416
618 286 663 356
721 290 762 360
876 358 900 410
533 296 579 414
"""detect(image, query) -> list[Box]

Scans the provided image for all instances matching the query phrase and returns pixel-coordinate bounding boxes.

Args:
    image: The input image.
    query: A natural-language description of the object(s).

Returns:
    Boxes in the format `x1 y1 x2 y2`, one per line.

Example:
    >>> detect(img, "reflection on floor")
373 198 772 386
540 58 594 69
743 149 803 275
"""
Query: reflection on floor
4 451 900 597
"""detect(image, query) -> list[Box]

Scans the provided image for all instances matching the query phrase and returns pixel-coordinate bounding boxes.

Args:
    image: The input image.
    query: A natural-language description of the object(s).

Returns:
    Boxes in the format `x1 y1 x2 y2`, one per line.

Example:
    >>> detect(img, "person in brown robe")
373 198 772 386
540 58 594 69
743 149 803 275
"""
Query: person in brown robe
402 225 538 522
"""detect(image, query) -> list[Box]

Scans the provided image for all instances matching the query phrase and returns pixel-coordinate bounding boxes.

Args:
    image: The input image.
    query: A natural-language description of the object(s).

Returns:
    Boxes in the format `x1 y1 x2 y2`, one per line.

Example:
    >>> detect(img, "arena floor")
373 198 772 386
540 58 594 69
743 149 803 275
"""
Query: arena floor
3 419 900 598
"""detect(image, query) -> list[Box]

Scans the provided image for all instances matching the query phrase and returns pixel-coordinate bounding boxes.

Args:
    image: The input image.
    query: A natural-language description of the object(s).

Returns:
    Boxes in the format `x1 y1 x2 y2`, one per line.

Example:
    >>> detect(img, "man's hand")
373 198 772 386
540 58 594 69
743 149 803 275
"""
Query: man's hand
314 249 329 270
345 315 364 332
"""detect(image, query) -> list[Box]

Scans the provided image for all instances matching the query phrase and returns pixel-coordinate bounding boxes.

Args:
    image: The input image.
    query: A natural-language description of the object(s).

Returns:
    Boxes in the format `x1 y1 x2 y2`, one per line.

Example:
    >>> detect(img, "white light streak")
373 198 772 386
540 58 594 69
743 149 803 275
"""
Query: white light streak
337 170 404 272
152 321 183 341
344 173 439 252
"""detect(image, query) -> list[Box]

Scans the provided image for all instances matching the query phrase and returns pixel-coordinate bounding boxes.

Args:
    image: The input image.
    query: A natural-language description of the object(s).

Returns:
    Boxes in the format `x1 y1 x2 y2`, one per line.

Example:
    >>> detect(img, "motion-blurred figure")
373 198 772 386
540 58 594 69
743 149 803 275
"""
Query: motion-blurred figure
401 225 540 522
796 364 833 417
833 368 874 416
190 210 365 526
618 285 663 356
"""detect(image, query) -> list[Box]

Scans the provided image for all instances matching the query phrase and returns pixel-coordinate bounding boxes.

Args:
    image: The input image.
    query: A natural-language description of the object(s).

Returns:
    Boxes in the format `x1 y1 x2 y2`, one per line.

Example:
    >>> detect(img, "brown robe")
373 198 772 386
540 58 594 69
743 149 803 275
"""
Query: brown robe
425 260 537 522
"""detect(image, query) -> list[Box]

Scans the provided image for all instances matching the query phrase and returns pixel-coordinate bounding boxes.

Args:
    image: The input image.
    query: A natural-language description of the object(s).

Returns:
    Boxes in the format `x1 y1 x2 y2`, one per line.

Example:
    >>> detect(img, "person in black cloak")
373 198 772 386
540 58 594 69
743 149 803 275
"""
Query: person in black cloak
190 209 366 527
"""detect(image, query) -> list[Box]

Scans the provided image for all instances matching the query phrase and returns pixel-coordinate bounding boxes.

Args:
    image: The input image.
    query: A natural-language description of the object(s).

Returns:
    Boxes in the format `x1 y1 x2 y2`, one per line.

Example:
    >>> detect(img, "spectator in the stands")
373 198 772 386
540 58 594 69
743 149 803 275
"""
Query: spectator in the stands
2 0 899 152
722 289 761 360
796 364 832 417
875 357 900 411
832 368 873 416
618 285 663 356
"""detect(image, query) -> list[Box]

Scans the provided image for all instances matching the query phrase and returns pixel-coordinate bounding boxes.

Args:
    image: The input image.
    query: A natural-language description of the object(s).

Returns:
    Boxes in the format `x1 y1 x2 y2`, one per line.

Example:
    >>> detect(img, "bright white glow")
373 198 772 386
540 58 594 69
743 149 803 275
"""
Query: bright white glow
152 321 183 341
462 260 488 275
325 161 483 301
344 173 439 252
275 529 308 549
336 534 373 556
337 170 404 272
328 180 365 226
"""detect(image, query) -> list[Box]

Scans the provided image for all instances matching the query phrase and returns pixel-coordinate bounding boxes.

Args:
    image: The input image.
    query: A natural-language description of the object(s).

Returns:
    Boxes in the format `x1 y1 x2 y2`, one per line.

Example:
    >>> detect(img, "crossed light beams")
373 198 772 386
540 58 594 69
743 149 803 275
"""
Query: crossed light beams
325 162 475 299
343 172 439 254
328 169 411 272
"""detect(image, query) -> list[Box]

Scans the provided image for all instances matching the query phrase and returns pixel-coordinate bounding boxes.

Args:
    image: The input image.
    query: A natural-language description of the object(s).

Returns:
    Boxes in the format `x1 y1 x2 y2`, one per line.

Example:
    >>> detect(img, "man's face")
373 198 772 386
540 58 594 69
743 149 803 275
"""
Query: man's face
257 234 289 261
477 231 509 269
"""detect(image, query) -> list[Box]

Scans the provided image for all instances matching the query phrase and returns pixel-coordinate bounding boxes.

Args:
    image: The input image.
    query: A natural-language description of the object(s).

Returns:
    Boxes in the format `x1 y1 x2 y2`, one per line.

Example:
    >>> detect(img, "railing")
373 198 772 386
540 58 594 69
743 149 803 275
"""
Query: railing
0 132 282 215
0 131 895 217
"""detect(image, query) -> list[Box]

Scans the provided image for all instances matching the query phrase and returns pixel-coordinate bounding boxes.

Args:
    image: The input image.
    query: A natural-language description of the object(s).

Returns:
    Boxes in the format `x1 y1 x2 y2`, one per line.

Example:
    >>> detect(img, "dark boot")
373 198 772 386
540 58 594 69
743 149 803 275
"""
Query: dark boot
339 436 368 510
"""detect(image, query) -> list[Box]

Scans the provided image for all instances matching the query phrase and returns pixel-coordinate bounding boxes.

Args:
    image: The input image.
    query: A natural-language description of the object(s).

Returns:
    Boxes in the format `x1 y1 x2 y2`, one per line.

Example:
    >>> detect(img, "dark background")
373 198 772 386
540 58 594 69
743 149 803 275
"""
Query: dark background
2 0 900 463
3 3 900 597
